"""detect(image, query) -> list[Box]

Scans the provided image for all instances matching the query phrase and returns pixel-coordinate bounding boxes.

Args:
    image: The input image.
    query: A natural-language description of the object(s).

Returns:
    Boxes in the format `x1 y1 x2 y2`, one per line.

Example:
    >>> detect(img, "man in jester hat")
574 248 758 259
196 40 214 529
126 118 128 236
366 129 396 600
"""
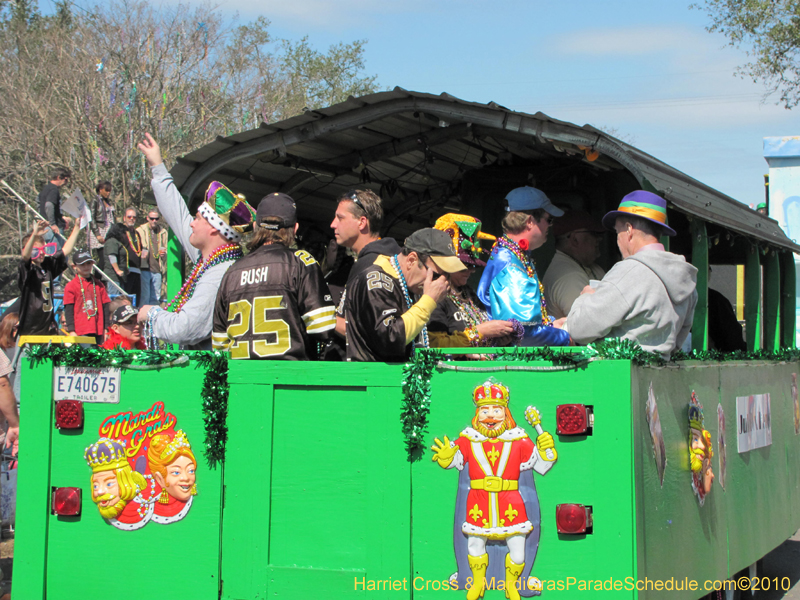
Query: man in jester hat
431 379 558 599
477 187 571 347
428 213 519 349
136 133 256 349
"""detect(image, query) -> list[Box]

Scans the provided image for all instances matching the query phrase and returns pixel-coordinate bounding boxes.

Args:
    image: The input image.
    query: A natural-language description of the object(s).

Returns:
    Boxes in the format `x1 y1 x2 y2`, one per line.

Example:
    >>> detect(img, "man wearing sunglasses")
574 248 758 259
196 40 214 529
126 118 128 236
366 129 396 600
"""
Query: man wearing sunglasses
136 209 168 305
542 210 606 320
37 167 71 248
18 218 81 336
329 189 401 354
477 186 571 347
345 228 463 362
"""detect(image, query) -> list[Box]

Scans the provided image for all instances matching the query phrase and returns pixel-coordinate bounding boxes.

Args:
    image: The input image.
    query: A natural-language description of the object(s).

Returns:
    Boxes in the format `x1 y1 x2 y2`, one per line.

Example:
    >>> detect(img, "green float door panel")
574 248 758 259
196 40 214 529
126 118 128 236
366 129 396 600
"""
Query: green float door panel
222 363 411 600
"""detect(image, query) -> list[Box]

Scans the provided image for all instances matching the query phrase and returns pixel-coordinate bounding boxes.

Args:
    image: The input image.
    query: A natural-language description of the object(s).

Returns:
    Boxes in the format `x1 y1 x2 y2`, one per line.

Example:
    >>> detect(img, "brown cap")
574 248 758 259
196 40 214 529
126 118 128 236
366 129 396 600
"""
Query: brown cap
552 210 605 238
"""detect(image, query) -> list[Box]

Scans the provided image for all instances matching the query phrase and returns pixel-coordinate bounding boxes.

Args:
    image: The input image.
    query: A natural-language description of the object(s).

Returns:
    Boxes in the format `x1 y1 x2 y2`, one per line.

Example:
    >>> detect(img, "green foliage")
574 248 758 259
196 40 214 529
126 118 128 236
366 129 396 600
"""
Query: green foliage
697 0 800 108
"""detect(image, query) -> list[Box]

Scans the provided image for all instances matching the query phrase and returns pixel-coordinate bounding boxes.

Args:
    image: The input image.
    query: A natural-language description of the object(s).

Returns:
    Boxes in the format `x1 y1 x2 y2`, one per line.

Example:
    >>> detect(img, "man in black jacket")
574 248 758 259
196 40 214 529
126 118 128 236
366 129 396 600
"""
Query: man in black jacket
330 189 401 337
37 167 71 248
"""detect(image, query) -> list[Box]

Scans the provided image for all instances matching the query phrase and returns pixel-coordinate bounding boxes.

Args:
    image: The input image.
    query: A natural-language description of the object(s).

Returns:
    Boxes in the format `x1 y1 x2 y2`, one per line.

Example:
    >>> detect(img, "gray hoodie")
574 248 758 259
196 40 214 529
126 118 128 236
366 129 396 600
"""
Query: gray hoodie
564 248 698 357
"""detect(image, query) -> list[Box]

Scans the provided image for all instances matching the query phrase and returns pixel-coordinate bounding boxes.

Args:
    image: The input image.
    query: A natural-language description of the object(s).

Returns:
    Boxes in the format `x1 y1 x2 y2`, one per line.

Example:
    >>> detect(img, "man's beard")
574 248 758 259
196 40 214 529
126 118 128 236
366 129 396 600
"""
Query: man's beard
96 497 127 519
475 420 507 438
690 448 706 473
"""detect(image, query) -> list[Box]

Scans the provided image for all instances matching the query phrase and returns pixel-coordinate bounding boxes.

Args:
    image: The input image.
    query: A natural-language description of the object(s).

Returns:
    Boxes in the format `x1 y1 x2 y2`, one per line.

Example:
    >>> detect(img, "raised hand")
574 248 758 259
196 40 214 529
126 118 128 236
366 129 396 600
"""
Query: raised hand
137 132 163 167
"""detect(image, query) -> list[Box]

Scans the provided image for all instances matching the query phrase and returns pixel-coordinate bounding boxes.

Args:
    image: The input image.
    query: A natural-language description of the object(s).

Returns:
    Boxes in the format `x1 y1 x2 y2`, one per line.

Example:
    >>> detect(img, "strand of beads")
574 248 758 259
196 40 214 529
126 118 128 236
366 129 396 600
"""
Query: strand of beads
144 306 164 350
126 231 142 257
164 243 242 313
79 277 99 318
449 290 490 347
493 236 551 325
390 254 429 348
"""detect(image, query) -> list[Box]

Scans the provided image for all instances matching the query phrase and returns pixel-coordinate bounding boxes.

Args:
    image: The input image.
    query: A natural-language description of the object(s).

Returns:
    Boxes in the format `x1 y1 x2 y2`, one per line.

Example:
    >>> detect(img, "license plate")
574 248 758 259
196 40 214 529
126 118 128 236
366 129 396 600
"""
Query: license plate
53 367 121 403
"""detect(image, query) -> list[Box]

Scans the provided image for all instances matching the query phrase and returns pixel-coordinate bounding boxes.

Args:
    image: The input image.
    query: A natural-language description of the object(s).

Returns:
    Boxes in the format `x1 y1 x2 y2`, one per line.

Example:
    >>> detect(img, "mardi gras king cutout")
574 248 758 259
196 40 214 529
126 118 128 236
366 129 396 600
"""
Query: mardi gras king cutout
84 402 197 530
430 379 557 599
689 391 714 506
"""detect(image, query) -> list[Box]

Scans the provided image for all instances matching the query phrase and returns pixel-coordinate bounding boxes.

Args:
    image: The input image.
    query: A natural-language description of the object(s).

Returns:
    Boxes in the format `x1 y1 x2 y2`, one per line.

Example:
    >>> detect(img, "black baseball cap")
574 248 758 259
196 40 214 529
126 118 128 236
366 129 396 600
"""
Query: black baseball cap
257 193 296 229
404 228 466 274
73 250 94 265
111 304 138 325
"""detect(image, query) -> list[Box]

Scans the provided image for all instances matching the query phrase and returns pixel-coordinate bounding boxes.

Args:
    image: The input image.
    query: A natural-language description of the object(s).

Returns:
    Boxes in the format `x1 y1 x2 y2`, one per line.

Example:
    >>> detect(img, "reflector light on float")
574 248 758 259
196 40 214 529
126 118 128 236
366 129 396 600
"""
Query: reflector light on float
55 400 84 429
556 404 593 435
52 487 81 516
556 503 593 534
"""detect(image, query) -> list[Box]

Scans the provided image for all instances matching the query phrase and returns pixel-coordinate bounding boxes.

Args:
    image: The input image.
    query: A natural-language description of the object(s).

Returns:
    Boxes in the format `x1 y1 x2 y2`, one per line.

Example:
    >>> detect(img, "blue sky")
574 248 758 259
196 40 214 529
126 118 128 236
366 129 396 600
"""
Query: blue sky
74 0 798 206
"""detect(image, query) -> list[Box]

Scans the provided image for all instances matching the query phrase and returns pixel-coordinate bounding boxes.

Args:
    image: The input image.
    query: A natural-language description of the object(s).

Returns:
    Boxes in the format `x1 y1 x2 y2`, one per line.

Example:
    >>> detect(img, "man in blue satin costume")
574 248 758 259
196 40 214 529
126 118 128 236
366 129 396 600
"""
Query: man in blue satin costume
478 187 571 347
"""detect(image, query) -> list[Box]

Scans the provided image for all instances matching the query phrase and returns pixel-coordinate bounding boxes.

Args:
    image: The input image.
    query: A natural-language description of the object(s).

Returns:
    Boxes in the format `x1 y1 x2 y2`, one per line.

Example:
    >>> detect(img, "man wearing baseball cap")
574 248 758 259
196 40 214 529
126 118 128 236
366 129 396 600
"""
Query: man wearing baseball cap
542 210 606 319
212 192 336 360
562 190 697 357
346 227 463 361
477 186 571 347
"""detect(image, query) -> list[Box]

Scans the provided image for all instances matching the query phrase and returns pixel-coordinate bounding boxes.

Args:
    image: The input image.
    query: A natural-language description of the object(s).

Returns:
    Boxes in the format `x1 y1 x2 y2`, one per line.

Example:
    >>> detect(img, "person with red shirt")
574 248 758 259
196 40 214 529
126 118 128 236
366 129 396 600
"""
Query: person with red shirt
64 250 111 344
101 305 145 350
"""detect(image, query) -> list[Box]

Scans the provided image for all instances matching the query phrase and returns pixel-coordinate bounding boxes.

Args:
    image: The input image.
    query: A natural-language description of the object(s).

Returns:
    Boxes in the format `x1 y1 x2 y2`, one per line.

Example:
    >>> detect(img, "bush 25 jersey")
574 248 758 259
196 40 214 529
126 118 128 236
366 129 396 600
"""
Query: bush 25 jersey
212 244 335 360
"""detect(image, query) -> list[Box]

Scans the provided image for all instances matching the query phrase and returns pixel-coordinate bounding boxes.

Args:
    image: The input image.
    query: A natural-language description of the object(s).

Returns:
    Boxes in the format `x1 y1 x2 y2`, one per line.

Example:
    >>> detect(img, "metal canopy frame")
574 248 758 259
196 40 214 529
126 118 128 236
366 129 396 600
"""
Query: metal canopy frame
168 87 798 253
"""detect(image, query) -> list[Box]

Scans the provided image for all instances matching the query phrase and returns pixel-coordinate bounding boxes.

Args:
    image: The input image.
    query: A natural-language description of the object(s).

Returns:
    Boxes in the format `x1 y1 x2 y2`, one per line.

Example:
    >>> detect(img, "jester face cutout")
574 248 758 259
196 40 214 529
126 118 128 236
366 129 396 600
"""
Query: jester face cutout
689 392 714 505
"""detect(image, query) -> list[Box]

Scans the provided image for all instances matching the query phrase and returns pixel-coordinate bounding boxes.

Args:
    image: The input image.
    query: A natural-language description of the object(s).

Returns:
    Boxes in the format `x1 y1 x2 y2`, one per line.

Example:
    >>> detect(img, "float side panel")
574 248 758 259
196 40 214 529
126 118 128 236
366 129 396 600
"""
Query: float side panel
411 360 636 599
13 359 54 600
634 364 727 600
721 361 800 573
45 364 223 600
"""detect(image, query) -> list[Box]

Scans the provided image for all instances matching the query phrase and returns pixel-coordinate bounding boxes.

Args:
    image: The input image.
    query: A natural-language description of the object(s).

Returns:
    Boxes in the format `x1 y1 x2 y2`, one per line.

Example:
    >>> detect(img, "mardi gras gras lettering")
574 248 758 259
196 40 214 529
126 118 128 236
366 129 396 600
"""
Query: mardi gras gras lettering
99 401 177 457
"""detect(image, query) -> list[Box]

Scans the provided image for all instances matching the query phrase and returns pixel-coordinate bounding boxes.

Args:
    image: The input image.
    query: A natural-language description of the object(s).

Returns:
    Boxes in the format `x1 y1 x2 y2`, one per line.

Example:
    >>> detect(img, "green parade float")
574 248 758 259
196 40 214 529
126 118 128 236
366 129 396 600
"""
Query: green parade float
13 90 800 599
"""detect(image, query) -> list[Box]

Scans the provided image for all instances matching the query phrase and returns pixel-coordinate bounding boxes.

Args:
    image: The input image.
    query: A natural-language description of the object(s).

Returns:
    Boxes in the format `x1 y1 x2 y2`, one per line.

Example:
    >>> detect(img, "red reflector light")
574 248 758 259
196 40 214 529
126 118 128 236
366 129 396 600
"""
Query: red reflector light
556 503 592 534
556 404 592 435
52 487 81 516
55 400 84 429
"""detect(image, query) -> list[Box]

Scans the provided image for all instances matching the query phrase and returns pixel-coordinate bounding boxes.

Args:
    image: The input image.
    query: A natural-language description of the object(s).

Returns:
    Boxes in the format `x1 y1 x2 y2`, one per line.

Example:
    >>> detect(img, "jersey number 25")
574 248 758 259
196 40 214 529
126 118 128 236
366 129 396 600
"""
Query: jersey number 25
226 296 290 358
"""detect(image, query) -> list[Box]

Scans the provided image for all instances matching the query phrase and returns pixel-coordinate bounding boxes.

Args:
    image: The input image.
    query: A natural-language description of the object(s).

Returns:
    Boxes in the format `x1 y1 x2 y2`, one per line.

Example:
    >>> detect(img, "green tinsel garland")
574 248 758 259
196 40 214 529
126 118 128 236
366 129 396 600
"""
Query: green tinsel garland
400 339 800 462
25 346 230 468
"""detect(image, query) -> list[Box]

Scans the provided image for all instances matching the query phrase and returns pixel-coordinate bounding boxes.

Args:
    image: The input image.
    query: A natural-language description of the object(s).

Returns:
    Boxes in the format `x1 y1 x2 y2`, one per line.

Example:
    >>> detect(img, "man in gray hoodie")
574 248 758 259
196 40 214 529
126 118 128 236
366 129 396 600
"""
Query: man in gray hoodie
561 191 697 358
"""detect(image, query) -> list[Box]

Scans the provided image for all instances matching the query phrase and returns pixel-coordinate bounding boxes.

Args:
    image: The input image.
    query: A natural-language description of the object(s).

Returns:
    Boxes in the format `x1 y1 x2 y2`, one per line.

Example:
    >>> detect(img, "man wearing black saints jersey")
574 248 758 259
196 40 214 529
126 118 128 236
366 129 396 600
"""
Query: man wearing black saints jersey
345 228 465 362
18 219 81 337
212 193 336 360
330 189 401 336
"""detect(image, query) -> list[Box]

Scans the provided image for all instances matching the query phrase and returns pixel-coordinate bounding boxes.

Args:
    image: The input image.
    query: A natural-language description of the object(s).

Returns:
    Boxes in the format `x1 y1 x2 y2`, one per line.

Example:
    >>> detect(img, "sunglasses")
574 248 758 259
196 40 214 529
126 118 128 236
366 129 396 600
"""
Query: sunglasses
344 191 366 213
147 217 159 221
31 243 58 259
